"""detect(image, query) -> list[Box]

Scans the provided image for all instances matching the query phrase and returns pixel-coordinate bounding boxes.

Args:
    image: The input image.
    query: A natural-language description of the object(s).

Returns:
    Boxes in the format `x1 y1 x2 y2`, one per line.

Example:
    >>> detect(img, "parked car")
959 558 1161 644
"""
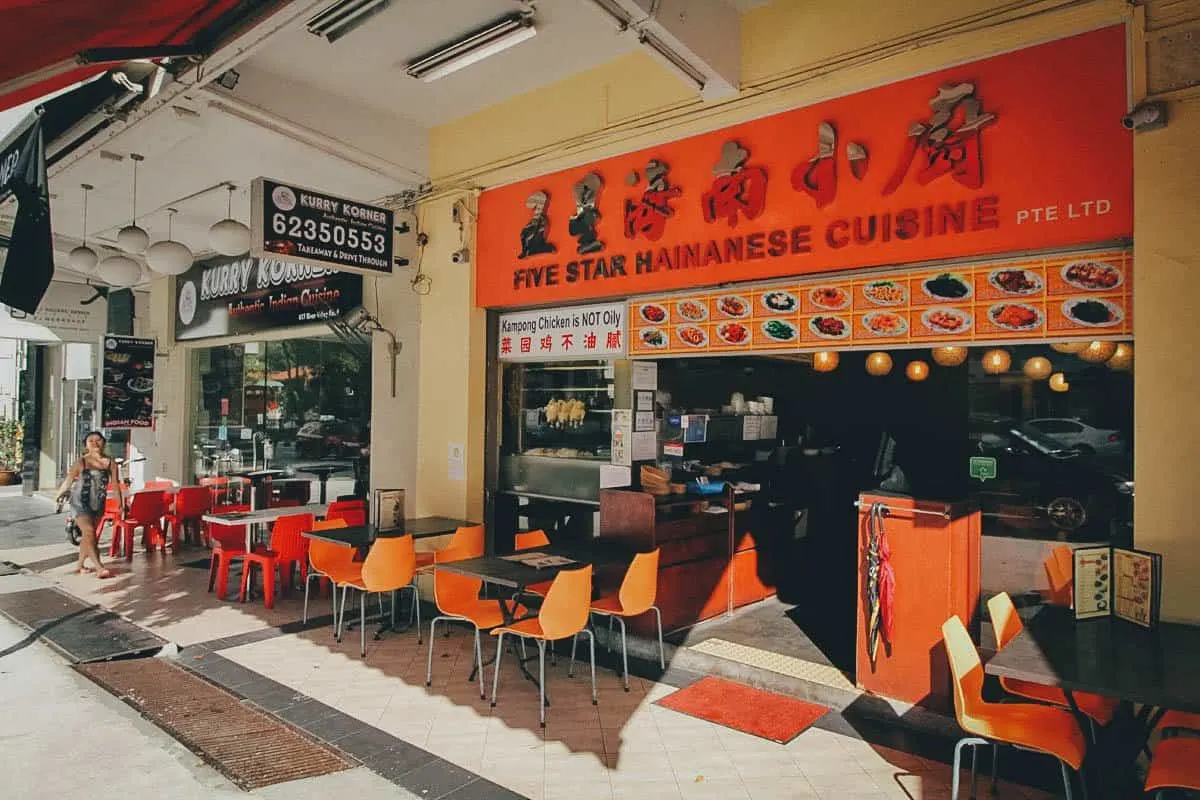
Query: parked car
970 415 1133 543
1024 417 1125 456
294 419 362 459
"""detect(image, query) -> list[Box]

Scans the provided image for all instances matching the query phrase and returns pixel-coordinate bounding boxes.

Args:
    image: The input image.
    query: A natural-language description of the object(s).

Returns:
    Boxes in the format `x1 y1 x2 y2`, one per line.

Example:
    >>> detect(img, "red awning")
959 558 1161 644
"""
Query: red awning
0 0 266 112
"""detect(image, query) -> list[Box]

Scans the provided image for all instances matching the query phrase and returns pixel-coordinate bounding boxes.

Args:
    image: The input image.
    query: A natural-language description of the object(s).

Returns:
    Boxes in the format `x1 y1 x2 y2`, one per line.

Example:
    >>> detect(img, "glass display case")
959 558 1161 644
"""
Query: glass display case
500 360 625 503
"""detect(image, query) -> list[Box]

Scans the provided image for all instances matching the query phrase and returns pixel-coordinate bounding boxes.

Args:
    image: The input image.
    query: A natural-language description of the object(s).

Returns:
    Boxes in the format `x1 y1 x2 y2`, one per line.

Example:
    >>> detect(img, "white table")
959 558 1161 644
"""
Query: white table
202 503 329 552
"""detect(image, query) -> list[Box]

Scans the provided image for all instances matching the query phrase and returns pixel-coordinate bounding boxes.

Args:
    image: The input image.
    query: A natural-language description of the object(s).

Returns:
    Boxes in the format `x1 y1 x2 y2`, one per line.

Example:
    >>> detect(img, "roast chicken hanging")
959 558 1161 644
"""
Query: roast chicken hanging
543 398 586 428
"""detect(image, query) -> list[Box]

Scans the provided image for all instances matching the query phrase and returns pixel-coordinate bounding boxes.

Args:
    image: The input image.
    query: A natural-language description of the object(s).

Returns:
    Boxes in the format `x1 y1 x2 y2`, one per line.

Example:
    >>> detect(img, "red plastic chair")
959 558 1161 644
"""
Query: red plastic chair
96 493 123 547
237 513 314 609
208 522 248 600
109 491 166 559
163 487 211 549
202 502 249 548
326 499 366 527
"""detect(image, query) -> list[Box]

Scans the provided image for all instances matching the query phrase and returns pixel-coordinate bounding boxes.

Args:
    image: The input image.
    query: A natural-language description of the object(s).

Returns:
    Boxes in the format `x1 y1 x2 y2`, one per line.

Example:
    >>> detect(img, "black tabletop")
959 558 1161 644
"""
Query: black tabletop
303 517 476 547
293 464 348 477
436 542 635 590
229 469 286 480
985 604 1200 713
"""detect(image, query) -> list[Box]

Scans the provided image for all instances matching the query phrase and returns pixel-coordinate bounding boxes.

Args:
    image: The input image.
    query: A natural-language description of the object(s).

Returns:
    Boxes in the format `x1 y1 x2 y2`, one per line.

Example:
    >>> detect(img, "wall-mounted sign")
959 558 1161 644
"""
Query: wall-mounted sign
99 335 155 429
0 281 107 342
628 248 1132 356
475 27 1130 308
174 253 364 341
498 302 626 361
250 177 394 277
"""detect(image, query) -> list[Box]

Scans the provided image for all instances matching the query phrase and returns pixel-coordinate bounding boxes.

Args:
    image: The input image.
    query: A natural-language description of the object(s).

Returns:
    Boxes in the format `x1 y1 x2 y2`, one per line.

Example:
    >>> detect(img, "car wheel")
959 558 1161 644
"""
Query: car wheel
1046 496 1088 532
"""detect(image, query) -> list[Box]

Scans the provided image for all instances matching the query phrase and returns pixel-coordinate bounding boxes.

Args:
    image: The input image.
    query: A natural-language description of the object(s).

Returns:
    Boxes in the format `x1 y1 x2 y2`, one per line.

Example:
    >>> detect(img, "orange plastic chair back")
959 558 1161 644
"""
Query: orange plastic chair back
127 491 165 524
514 529 550 551
144 480 176 490
362 535 417 592
617 549 661 615
433 549 484 615
987 592 1023 650
539 565 593 640
942 615 987 726
173 487 211 518
447 525 485 558
270 513 315 564
1044 545 1074 606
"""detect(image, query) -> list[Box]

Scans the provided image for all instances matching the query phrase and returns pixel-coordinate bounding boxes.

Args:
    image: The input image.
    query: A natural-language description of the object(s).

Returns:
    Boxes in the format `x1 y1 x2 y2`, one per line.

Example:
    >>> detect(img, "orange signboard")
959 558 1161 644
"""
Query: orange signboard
628 249 1132 356
475 26 1131 309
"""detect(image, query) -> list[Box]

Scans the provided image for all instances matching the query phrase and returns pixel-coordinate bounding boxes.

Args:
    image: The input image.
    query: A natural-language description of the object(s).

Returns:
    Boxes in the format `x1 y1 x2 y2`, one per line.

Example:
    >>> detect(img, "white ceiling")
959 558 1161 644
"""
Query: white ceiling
242 0 643 127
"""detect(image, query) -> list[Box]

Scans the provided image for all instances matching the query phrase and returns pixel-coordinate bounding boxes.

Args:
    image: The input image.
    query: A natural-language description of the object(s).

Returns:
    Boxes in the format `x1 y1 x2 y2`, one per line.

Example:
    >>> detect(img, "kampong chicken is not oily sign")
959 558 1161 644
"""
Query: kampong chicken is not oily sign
474 26 1132 308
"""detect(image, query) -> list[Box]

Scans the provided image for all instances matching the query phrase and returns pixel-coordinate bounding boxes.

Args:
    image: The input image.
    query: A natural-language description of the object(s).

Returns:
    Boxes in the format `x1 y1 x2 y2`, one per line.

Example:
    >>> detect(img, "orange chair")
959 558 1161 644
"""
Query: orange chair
588 549 665 689
426 548 525 698
1044 545 1075 607
236 513 314 609
207 523 248 600
109 491 166 559
303 519 353 629
988 592 1117 732
326 499 367 527
332 535 421 658
515 529 550 550
96 493 123 548
1156 710 1200 737
1145 736 1200 799
144 480 176 490
942 615 1087 800
490 565 597 727
163 487 210 549
416 525 484 568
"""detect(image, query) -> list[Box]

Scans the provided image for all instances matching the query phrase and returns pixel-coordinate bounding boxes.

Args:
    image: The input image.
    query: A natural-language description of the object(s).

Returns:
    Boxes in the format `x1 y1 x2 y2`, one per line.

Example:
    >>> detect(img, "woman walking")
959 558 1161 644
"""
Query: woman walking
56 431 121 578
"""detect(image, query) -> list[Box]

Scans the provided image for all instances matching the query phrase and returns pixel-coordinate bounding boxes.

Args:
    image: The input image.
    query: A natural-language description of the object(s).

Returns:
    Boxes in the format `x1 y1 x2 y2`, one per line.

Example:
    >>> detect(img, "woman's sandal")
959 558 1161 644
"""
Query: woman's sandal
97 568 115 579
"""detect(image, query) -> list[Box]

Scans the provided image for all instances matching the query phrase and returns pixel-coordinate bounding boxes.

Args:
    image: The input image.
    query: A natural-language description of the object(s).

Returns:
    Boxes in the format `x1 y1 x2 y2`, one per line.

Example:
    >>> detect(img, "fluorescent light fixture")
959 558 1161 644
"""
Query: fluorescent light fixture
638 31 706 92
307 0 391 44
406 13 537 82
586 0 633 30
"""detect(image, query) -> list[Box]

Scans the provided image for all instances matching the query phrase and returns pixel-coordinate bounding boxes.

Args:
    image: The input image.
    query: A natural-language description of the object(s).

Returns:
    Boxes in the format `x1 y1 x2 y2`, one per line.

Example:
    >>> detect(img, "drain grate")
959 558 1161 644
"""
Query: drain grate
78 658 354 789
0 587 165 662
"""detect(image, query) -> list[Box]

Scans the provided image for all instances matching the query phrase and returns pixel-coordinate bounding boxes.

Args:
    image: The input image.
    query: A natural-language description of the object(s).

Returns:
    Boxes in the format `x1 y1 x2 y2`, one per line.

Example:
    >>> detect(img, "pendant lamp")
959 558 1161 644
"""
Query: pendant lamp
866 352 893 376
1023 356 1052 380
982 349 1011 374
209 183 250 256
812 351 839 372
146 208 194 276
931 346 968 367
1108 342 1134 371
117 154 150 254
97 254 142 288
66 183 99 274
1079 340 1117 364
905 360 930 381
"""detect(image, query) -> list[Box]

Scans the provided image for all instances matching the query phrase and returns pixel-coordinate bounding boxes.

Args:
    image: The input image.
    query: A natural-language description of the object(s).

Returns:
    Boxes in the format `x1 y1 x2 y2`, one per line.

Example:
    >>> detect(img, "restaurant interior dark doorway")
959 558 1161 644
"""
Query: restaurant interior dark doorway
653 343 1134 685
187 334 372 502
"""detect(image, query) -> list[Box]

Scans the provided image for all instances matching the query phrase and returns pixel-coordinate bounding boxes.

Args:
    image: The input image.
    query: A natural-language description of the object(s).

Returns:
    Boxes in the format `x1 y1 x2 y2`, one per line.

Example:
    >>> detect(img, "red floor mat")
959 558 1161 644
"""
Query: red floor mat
655 676 829 744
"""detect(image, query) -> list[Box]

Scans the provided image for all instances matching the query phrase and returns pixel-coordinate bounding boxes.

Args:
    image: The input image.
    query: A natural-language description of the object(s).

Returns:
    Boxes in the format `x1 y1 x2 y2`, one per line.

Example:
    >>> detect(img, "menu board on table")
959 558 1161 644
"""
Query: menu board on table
629 249 1132 356
1072 546 1162 628
373 489 406 532
99 335 155 429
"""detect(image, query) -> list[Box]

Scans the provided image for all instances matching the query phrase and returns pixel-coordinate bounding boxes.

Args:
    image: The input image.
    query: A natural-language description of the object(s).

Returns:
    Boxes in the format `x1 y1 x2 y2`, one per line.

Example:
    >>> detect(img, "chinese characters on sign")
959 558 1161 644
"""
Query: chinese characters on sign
498 303 627 361
476 26 1130 308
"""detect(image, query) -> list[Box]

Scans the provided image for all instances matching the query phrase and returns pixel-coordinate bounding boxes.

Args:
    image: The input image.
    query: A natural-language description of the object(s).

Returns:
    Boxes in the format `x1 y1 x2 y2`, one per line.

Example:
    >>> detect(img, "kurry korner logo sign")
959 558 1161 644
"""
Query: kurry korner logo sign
474 26 1132 309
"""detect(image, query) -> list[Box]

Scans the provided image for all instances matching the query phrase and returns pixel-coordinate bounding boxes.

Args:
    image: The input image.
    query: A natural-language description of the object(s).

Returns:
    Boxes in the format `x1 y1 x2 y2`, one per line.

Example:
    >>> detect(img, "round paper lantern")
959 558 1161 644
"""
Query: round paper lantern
67 245 99 274
1079 340 1117 364
1051 341 1086 354
866 352 893 376
1049 373 1070 393
982 349 1011 374
1023 356 1052 380
812 351 839 372
146 239 194 275
905 360 930 382
96 254 142 288
931 346 968 367
209 218 251 256
117 223 150 255
1107 343 1134 371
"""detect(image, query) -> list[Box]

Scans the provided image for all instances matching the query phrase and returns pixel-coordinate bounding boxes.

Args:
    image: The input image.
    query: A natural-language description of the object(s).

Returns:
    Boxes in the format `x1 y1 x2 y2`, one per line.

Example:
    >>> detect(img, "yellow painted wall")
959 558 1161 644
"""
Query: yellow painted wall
1132 94 1200 623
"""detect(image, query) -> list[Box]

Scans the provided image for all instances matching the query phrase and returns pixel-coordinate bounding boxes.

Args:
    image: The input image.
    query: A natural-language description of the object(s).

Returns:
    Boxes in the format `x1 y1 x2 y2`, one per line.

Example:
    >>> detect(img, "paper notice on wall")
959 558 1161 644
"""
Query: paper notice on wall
632 361 658 391
635 410 655 432
448 443 465 481
632 431 658 462
611 409 632 467
761 416 778 441
742 416 762 441
600 464 632 489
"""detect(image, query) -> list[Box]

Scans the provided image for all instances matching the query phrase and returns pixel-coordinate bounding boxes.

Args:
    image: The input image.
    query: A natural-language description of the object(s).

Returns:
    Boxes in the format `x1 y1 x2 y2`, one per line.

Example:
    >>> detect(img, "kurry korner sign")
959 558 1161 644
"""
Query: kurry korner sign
475 26 1131 309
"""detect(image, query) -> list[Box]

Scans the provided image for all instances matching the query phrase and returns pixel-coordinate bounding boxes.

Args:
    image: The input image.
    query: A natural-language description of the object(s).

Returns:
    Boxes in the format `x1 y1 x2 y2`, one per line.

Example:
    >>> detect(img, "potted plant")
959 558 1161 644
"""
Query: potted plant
0 417 22 486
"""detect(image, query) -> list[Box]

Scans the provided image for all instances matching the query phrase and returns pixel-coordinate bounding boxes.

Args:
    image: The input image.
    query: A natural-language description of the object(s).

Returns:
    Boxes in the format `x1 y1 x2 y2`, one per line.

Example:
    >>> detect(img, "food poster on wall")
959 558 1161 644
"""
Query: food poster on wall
629 249 1131 355
99 335 155 429
475 27 1131 310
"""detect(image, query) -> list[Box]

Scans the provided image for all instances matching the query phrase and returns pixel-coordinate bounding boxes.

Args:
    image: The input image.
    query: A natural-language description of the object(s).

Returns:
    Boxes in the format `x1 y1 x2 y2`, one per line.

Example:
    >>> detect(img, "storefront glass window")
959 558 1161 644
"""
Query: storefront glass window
188 335 371 500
